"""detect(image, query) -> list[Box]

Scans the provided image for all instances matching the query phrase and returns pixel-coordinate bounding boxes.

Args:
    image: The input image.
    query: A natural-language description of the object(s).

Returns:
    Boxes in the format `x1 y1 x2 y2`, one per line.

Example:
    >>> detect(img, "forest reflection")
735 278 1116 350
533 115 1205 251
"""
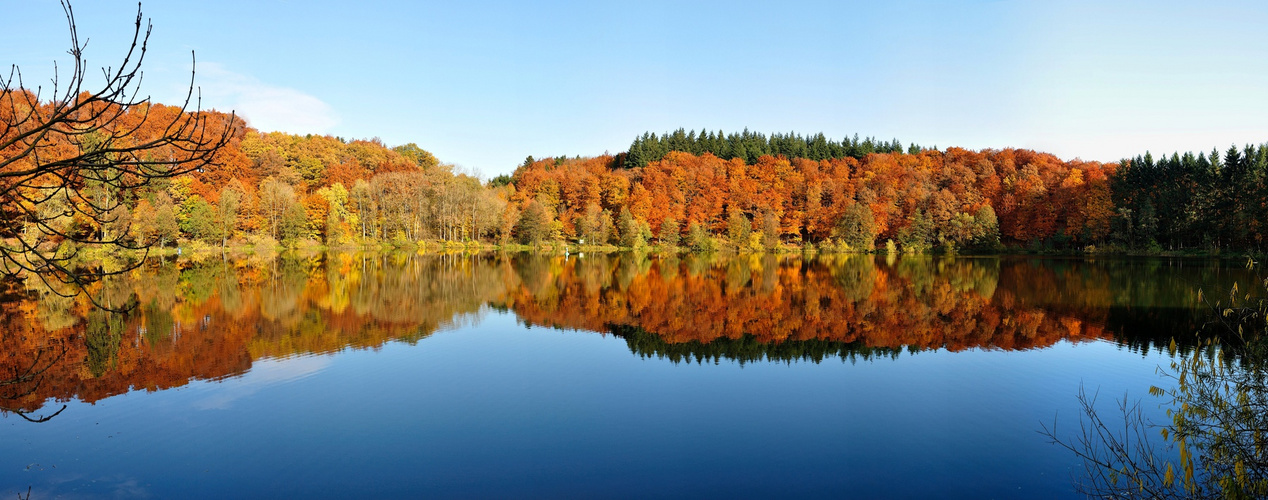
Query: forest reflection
0 252 1240 417
513 254 1225 363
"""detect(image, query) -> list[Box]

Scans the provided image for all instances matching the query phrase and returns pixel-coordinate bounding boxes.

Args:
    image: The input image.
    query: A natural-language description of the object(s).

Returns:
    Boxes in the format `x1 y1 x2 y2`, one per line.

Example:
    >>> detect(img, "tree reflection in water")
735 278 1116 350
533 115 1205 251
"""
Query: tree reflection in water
1043 260 1268 498
0 253 1248 419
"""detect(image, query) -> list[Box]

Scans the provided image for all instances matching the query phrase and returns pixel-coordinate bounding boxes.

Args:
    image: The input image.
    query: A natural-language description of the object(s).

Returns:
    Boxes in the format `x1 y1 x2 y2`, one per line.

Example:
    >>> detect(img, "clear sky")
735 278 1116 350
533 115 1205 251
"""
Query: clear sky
4 0 1268 176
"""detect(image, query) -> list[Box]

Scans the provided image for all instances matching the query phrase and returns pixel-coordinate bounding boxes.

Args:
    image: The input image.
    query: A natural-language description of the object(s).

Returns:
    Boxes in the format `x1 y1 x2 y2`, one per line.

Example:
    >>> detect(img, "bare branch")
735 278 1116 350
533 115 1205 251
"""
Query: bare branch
0 1 234 293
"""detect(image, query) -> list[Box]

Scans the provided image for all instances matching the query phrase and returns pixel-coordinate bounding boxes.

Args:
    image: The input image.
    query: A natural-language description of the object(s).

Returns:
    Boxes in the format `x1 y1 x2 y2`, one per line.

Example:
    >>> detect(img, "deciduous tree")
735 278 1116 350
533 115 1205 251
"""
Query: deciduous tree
0 1 231 289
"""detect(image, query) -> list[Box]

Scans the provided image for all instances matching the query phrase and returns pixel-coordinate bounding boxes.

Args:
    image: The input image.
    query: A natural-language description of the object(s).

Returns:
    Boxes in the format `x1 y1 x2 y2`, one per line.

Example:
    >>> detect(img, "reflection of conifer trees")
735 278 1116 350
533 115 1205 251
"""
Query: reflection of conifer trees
614 326 911 365
84 310 124 378
507 254 1229 357
994 257 1222 352
1044 260 1268 498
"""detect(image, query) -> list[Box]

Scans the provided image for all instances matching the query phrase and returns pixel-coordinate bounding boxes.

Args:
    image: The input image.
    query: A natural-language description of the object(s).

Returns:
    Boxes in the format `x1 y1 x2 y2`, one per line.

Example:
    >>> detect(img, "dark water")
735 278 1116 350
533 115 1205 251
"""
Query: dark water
0 253 1252 498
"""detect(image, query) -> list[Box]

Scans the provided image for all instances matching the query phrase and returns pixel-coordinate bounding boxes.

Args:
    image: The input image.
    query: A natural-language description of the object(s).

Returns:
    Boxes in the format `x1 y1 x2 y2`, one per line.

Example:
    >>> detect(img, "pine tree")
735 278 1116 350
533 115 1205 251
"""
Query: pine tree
515 201 548 244
834 203 876 250
617 207 639 247
659 217 680 247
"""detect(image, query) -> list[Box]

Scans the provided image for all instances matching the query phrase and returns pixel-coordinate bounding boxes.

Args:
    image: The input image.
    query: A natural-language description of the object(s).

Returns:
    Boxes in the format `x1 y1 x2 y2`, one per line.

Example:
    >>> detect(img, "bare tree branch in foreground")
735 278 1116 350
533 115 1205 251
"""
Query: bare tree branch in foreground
0 1 233 302
1042 258 1268 499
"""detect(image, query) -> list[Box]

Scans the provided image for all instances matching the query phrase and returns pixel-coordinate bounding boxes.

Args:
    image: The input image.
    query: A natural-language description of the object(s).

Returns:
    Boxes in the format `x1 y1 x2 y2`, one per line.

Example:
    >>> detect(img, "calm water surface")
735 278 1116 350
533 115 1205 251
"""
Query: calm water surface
0 253 1248 498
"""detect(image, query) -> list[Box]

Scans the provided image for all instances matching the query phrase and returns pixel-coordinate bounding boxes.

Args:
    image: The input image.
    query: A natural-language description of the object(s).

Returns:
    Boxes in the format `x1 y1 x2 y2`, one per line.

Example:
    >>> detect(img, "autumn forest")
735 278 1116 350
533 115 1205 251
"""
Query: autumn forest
5 89 1268 256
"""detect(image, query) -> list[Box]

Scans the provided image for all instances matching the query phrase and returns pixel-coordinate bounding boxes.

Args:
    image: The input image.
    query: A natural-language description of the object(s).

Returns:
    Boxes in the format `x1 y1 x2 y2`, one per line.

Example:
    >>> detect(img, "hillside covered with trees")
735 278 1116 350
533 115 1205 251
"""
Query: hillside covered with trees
0 96 512 253
507 129 1268 254
4 90 1266 256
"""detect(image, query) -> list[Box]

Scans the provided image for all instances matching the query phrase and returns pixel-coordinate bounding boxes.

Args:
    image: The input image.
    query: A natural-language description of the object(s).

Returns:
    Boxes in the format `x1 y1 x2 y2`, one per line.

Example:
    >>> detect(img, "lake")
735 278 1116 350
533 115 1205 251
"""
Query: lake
0 253 1247 498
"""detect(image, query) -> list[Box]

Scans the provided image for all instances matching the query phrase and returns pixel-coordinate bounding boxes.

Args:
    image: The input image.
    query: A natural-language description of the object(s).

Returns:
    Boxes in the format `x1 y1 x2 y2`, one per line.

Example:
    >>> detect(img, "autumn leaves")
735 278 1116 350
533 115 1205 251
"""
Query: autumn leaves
509 147 1116 252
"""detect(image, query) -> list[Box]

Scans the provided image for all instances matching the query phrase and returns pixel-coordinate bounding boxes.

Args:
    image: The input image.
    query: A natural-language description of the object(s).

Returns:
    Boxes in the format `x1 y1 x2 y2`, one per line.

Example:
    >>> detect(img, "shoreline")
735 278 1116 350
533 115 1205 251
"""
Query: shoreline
43 239 1265 263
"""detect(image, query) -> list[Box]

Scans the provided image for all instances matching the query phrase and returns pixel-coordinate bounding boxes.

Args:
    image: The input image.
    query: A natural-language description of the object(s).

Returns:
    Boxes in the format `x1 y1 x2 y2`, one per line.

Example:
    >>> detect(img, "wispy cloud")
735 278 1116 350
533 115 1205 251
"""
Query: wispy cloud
193 355 332 410
193 62 338 134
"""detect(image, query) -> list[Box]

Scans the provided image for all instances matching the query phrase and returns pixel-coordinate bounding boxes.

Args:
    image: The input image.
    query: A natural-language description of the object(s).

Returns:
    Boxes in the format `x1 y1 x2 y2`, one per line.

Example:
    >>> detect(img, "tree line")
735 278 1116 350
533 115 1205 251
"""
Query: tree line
8 0 1268 272
1 97 515 252
1113 145 1268 251
620 128 915 168
8 90 1268 256
149 125 514 248
506 130 1268 254
508 146 1104 252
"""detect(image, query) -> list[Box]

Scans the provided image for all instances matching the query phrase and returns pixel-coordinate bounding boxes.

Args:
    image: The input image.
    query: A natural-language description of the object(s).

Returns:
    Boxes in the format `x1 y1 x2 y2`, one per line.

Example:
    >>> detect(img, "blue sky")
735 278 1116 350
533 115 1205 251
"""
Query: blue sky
4 0 1268 176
